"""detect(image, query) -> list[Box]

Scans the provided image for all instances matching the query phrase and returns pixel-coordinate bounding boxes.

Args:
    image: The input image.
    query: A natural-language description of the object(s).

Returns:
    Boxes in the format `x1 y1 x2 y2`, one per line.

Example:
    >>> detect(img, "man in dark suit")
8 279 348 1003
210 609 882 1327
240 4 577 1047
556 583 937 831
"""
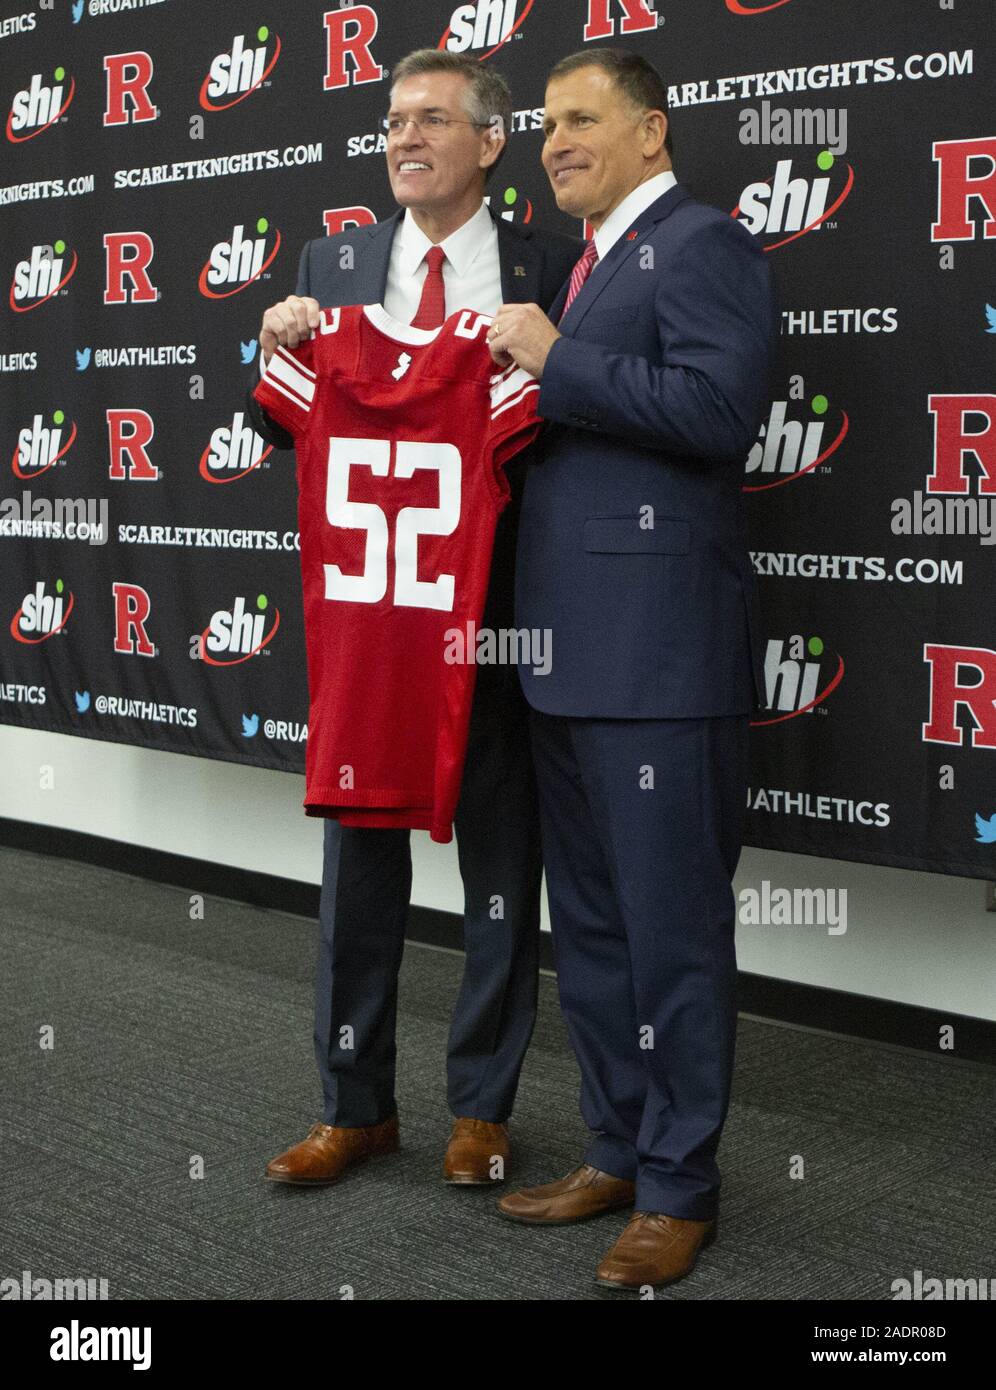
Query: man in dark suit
251 50 578 1189
486 48 779 1287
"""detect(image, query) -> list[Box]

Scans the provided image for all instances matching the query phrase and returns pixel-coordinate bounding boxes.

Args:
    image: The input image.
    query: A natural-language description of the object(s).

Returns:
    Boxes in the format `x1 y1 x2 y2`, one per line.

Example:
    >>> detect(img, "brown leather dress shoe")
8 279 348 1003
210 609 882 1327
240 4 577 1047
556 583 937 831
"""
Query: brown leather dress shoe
595 1210 718 1289
265 1115 399 1184
496 1163 635 1224
443 1118 510 1185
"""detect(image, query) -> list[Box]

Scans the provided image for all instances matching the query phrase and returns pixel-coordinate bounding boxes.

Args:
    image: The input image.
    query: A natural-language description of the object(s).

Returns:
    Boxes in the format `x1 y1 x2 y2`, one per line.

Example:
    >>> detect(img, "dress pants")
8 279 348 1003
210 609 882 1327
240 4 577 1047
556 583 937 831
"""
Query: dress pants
313 675 543 1127
527 707 750 1221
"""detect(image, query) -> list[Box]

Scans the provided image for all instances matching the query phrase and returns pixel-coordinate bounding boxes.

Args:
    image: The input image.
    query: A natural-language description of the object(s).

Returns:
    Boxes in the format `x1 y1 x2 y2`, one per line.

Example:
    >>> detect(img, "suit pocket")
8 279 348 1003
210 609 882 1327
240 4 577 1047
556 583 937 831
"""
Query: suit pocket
583 515 690 555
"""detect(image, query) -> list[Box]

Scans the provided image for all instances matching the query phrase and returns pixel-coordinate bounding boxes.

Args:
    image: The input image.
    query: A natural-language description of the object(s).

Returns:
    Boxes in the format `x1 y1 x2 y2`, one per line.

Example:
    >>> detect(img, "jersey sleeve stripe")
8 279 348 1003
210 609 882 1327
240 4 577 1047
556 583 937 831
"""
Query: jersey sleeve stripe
274 342 317 380
267 349 316 411
490 377 539 421
489 364 537 411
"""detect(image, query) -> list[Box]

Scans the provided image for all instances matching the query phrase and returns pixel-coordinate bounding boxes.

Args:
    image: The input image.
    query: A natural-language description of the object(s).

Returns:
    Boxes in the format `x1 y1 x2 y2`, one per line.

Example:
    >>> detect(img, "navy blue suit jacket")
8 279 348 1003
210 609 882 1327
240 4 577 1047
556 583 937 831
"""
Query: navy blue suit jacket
516 180 779 718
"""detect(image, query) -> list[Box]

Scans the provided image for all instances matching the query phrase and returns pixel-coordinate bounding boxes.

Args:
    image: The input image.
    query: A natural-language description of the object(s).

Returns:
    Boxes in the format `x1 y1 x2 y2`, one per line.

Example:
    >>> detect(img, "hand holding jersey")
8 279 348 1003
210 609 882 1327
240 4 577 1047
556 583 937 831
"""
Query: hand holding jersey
252 301 542 843
486 301 563 378
259 294 322 366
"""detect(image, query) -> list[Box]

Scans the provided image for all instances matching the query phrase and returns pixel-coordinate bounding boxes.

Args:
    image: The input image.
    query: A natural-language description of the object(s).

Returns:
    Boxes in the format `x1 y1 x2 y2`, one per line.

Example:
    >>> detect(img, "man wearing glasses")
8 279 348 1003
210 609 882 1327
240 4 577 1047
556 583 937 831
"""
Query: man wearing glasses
245 49 578 1190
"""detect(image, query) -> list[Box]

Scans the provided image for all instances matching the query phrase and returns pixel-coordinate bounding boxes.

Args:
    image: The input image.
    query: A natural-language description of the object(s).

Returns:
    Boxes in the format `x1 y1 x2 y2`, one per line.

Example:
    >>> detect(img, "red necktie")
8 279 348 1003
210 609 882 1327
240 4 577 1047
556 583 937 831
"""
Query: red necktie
411 245 447 329
558 239 599 323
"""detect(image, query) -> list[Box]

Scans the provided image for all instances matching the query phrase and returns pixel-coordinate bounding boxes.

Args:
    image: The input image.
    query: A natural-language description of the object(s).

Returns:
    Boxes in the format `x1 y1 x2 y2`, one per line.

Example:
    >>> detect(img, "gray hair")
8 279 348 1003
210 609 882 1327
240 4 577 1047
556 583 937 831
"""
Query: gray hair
389 48 512 183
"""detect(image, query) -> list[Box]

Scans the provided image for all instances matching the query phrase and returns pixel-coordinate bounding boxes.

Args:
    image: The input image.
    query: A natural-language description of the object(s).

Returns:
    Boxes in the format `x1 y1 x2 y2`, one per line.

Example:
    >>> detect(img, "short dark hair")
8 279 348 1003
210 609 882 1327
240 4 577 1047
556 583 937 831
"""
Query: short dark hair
389 48 512 183
547 48 673 159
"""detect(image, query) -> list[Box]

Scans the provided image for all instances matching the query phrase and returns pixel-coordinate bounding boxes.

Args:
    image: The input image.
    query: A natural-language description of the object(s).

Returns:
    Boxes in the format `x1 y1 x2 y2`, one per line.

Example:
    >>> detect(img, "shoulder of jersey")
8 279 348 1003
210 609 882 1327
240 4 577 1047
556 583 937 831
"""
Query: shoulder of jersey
429 308 500 382
301 303 363 350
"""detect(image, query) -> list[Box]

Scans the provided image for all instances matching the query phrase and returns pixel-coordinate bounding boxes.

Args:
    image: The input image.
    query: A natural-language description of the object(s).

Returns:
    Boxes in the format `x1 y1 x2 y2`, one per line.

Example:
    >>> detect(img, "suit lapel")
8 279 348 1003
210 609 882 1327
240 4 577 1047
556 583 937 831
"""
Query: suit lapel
558 182 693 336
363 209 403 304
364 206 543 309
493 213 544 306
548 274 571 325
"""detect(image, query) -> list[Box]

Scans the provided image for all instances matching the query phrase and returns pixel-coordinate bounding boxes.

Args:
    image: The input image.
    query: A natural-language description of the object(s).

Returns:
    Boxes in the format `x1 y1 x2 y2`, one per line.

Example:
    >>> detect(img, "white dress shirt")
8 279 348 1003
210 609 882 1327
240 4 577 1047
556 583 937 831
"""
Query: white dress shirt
261 199 501 381
591 169 677 261
384 198 502 322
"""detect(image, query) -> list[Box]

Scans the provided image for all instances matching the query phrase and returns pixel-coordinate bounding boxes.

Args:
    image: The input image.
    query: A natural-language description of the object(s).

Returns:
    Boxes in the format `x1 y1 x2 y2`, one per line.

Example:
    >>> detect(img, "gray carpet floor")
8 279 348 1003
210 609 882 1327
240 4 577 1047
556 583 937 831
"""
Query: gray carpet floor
1 843 993 1301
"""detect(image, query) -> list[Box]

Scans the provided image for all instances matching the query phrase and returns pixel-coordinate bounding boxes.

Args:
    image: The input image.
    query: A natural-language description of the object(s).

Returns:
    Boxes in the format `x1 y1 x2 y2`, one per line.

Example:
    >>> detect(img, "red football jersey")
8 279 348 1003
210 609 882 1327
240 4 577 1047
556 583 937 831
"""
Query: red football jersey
252 302 541 843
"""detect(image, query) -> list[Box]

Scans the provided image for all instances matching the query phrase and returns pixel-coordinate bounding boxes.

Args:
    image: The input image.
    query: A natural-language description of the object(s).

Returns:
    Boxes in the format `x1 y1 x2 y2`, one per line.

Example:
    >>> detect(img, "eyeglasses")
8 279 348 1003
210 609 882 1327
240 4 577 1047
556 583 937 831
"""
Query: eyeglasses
385 114 490 137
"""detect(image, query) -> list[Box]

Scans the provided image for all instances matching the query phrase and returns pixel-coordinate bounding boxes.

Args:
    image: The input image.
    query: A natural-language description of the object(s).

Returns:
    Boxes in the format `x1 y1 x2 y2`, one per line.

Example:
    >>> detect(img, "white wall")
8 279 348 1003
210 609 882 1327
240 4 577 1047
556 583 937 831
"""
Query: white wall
2 726 993 1022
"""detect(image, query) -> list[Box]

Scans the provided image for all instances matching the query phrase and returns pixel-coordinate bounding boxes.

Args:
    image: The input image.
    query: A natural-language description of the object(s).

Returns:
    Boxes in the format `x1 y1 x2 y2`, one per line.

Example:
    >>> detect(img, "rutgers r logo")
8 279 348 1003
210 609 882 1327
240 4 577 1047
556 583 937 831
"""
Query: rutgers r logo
104 232 158 305
103 52 157 126
582 0 657 42
923 644 996 749
112 582 155 657
439 0 535 58
926 395 996 496
931 137 996 242
107 409 159 481
733 156 854 249
323 5 383 91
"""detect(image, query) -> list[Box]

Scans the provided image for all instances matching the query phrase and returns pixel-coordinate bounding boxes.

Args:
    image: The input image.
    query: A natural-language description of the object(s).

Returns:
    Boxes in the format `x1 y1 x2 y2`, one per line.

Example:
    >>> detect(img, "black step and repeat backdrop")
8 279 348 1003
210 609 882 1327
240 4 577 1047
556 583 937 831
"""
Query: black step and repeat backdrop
1 0 992 879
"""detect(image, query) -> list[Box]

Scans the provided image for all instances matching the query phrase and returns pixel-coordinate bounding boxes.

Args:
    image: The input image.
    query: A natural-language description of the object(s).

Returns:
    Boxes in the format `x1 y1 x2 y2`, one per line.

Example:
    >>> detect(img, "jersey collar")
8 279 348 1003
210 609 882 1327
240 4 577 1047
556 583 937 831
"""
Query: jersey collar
362 302 445 344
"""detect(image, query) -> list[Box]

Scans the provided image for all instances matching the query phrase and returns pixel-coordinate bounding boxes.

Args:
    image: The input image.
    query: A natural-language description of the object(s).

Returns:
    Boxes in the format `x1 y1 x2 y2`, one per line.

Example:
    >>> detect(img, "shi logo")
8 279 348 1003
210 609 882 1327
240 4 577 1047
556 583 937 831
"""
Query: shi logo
391 351 412 380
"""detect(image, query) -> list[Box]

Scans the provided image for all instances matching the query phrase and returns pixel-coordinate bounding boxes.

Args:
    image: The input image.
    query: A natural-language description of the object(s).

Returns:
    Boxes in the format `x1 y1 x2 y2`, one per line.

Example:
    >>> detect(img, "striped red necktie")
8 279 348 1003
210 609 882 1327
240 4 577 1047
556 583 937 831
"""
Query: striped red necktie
411 245 447 329
557 239 599 323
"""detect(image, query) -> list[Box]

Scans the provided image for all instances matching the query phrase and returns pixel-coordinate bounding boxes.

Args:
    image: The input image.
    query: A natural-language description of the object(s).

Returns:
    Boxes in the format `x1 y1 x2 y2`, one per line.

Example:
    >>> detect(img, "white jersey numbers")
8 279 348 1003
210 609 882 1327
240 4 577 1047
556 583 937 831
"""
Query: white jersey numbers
324 436 461 611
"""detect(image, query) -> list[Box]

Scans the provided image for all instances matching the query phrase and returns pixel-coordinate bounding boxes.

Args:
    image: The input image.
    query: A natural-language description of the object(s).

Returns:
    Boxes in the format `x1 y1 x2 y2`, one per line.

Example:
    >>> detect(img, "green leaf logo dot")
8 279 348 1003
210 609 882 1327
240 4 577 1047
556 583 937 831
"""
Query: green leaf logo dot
56 578 64 594
54 66 65 82
504 187 516 206
808 636 824 657
256 217 268 235
812 395 828 416
817 151 834 172
53 409 65 425
54 239 66 255
257 594 268 611
257 26 269 42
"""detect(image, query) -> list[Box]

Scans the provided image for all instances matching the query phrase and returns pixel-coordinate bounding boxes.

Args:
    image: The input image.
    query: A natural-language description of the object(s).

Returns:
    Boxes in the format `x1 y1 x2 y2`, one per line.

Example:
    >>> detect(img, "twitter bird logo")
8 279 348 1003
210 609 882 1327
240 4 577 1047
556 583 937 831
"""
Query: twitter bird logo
975 812 996 843
72 0 83 23
74 690 90 713
242 712 259 738
75 347 91 371
985 305 996 335
240 340 257 365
